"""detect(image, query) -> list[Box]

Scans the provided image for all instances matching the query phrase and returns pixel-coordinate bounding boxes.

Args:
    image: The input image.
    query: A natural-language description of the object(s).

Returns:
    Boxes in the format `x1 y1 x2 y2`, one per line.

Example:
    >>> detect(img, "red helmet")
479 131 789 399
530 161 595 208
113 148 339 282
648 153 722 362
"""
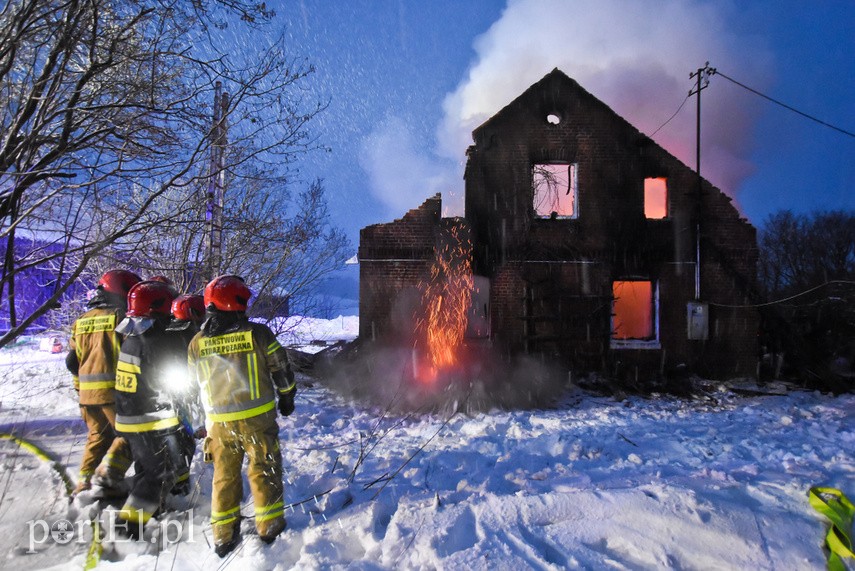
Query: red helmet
98 269 142 296
126 280 177 318
148 275 178 297
171 294 205 322
204 275 251 312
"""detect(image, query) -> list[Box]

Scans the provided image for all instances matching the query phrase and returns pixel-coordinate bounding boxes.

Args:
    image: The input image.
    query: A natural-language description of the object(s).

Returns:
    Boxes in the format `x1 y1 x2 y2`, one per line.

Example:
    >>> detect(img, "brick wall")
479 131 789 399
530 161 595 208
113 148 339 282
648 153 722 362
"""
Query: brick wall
360 69 759 382
465 69 758 381
358 196 473 344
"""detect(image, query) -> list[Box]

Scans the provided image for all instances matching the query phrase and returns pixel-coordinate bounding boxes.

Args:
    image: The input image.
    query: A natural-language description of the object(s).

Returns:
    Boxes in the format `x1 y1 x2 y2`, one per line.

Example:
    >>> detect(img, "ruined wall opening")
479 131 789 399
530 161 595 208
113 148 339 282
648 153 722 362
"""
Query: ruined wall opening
611 280 659 348
533 163 578 219
644 177 668 219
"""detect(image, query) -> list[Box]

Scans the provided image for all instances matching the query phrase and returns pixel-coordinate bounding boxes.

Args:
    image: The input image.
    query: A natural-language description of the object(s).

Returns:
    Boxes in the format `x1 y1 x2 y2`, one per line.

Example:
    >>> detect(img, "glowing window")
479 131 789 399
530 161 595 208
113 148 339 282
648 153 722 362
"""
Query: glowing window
644 177 668 219
533 163 577 218
612 280 658 344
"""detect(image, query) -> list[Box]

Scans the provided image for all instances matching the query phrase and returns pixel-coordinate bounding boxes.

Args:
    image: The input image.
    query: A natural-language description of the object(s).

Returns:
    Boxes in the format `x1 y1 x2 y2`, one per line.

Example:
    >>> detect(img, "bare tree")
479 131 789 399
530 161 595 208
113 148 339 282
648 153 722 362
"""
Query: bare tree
759 210 855 297
109 171 350 327
0 0 326 346
758 209 855 390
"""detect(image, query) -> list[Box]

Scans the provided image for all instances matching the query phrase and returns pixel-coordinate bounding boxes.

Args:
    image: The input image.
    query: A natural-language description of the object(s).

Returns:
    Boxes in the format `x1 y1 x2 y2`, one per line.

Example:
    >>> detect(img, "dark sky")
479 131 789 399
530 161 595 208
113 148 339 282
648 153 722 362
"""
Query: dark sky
266 0 854 248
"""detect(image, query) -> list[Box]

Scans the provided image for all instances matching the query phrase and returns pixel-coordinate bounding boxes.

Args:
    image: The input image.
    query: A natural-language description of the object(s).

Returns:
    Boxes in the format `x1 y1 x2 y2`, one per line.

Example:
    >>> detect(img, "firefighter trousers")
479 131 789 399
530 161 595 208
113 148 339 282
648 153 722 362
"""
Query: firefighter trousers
208 411 285 545
117 428 187 527
78 404 132 482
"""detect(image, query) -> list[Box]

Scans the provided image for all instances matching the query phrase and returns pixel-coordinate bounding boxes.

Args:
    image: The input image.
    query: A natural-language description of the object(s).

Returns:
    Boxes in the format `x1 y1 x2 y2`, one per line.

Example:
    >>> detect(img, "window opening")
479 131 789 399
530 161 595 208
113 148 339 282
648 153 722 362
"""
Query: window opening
611 280 659 346
533 163 577 218
644 177 668 219
546 114 561 125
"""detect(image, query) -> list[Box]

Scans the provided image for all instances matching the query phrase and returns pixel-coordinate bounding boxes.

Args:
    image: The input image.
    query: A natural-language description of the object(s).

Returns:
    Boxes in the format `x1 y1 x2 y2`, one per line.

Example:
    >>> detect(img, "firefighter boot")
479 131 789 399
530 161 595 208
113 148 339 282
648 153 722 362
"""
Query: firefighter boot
214 532 241 558
259 518 286 544
92 466 126 497
72 476 92 498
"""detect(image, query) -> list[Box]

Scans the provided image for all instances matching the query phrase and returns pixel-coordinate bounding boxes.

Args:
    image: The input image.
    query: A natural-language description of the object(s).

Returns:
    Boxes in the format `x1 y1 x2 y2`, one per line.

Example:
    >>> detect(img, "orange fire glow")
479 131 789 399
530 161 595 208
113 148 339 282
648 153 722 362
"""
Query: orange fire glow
415 226 474 382
612 280 654 340
644 177 668 219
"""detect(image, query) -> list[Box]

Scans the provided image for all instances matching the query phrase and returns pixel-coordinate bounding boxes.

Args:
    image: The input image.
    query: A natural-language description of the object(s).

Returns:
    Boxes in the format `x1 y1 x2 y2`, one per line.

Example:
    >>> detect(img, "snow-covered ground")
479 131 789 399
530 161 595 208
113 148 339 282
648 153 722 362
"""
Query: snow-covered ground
0 317 852 570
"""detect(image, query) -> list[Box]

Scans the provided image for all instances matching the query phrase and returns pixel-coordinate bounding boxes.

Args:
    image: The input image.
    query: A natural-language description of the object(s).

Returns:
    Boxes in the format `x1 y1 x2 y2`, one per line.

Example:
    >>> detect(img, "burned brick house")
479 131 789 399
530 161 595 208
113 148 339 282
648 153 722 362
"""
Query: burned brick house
359 69 759 382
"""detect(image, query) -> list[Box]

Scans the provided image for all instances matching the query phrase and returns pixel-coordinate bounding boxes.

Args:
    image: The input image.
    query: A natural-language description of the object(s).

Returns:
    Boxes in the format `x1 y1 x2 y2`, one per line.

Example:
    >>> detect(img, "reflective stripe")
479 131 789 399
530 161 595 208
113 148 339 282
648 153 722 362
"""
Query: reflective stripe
267 340 281 355
116 417 179 433
79 381 115 390
117 352 141 367
116 409 177 424
102 452 131 471
207 400 276 423
247 353 259 400
211 505 240 525
278 384 296 395
119 494 159 525
118 506 154 525
255 501 284 522
207 394 273 416
116 410 179 433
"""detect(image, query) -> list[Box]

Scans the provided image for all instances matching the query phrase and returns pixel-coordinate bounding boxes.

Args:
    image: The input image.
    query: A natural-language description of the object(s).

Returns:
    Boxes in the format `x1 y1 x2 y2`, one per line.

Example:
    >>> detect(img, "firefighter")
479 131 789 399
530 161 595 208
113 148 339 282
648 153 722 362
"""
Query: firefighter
167 294 206 345
187 275 296 557
148 275 179 298
112 280 188 537
166 294 207 490
67 269 141 497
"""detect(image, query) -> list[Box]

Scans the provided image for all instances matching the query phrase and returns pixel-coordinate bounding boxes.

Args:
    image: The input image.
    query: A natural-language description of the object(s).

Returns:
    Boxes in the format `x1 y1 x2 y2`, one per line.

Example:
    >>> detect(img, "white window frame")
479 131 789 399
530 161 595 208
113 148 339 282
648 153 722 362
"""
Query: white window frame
533 163 578 219
610 279 661 349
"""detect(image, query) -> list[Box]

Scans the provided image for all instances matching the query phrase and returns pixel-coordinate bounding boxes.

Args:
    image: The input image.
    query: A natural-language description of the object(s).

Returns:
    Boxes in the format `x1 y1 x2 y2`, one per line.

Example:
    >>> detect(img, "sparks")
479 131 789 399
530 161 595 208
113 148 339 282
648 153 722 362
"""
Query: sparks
415 225 473 383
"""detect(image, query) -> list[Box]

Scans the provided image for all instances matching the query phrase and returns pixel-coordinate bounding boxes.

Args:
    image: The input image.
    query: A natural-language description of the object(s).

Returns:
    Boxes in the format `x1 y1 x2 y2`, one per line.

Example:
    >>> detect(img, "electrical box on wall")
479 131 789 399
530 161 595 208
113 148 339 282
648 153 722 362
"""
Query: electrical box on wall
687 301 709 340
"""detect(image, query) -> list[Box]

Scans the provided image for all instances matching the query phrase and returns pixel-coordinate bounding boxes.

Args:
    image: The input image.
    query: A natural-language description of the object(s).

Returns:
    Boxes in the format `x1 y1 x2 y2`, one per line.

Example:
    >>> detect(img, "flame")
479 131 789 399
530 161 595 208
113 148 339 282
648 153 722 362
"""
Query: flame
416 225 473 382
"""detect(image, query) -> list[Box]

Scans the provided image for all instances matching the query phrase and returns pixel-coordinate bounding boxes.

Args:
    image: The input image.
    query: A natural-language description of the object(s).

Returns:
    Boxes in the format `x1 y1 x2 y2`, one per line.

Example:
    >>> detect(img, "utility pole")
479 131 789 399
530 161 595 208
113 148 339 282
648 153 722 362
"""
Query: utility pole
206 81 229 281
688 63 715 301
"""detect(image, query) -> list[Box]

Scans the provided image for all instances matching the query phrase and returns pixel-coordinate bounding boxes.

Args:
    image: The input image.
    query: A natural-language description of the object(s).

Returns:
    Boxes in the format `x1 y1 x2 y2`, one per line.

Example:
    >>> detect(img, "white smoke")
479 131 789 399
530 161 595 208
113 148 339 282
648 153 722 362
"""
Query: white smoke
358 114 459 217
363 0 773 216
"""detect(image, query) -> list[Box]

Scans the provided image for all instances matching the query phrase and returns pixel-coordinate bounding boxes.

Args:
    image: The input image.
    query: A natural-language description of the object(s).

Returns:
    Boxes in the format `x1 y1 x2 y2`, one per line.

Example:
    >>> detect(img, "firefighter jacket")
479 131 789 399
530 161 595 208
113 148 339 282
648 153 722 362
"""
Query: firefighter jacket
114 319 188 434
68 305 125 405
165 318 204 431
188 320 295 425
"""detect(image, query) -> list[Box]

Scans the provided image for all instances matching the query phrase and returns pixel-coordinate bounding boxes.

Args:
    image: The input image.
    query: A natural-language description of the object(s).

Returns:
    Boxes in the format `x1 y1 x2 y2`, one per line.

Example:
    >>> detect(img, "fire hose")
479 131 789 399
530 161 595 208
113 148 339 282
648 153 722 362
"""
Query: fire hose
0 431 75 497
809 486 854 571
0 431 103 570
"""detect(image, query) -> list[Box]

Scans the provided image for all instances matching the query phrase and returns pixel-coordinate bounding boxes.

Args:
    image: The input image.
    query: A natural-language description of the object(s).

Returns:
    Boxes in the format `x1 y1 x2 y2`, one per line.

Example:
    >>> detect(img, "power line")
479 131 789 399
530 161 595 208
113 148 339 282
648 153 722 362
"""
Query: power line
649 93 690 137
712 69 855 139
709 280 855 309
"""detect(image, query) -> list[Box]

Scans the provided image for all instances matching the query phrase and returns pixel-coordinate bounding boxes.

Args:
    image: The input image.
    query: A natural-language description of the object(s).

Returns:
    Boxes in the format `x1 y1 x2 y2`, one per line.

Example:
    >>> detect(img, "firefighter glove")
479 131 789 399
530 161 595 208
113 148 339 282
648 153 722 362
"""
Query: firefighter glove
277 391 295 417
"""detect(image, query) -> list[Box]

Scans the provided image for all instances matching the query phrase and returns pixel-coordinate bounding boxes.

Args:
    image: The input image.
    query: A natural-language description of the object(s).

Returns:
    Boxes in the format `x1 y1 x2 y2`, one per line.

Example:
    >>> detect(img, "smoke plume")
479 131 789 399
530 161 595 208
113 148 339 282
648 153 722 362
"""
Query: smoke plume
363 0 773 216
